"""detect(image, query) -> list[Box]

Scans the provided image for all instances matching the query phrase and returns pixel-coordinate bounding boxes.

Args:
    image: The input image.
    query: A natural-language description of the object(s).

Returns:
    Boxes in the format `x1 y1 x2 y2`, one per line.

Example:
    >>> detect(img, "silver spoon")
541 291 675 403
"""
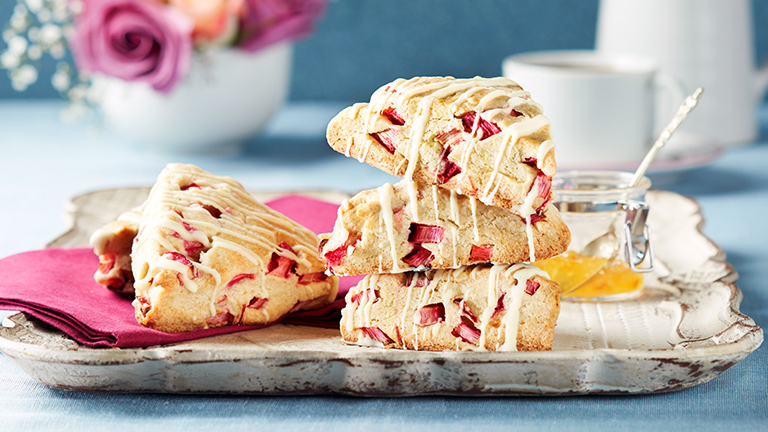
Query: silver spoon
630 87 704 187
568 88 704 294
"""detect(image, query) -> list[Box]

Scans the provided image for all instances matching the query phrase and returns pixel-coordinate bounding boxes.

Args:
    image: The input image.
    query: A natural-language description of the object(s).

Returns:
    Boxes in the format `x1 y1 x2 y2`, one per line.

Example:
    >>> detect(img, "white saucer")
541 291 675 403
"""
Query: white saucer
557 131 725 175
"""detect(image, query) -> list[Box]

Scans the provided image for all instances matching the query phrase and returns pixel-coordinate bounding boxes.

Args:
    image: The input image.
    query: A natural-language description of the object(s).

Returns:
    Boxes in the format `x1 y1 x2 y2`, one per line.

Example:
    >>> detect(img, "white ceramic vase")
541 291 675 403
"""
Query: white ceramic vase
96 42 292 153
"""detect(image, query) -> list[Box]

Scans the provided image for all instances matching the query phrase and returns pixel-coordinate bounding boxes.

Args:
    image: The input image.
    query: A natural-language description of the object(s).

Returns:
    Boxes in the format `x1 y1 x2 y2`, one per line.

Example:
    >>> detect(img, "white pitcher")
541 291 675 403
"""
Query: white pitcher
596 0 768 146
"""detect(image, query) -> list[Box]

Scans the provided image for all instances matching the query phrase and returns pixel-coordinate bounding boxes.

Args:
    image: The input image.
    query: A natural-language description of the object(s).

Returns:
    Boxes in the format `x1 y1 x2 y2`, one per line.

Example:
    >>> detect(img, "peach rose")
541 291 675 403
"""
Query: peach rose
169 0 244 44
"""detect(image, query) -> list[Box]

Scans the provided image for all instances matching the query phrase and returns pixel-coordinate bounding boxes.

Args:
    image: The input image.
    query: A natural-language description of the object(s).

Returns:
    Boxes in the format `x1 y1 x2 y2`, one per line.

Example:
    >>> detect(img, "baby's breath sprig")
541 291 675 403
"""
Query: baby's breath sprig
1 0 95 120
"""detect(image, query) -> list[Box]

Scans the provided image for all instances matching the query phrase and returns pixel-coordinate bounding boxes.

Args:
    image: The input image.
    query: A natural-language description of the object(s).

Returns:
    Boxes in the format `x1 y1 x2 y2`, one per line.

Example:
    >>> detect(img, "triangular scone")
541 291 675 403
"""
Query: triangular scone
319 180 570 276
340 263 560 351
91 209 140 295
131 164 338 333
327 76 557 212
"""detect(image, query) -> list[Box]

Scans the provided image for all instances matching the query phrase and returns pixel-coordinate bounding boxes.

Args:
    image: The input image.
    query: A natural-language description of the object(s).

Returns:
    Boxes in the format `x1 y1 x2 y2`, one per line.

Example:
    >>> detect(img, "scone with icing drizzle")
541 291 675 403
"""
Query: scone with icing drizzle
319 179 570 276
131 164 338 333
326 76 556 213
340 263 560 351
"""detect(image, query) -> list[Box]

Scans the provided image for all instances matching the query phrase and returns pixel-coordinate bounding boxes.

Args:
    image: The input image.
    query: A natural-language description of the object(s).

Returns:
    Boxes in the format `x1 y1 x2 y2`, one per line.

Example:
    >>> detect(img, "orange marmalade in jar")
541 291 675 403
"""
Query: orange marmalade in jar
533 171 653 301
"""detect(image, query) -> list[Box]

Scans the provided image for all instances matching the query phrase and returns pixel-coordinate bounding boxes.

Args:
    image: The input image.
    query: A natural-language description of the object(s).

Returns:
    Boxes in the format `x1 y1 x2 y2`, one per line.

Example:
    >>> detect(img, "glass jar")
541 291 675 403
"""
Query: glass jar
536 170 653 301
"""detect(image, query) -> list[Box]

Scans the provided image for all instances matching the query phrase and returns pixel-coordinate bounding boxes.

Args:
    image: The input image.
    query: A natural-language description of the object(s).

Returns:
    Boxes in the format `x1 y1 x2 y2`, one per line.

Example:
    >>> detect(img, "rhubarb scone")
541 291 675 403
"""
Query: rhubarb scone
327 76 556 213
318 180 570 276
90 208 140 295
340 263 560 351
131 164 338 333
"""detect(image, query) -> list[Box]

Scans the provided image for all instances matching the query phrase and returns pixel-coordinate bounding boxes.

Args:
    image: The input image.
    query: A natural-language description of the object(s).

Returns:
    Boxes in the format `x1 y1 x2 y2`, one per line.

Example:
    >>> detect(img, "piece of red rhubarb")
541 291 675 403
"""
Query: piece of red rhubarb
536 171 552 199
370 128 399 153
435 147 462 184
246 296 268 309
381 107 405 125
227 273 256 287
350 288 380 305
418 303 445 326
435 128 465 147
267 242 297 279
408 223 445 244
402 245 434 268
402 272 429 287
469 245 494 262
323 232 361 267
163 251 200 279
522 156 537 168
202 204 222 219
180 182 205 191
360 327 394 344
451 317 481 345
491 292 506 320
298 272 328 285
394 325 404 346
529 212 546 224
206 311 234 326
98 254 116 274
525 279 541 296
460 111 501 140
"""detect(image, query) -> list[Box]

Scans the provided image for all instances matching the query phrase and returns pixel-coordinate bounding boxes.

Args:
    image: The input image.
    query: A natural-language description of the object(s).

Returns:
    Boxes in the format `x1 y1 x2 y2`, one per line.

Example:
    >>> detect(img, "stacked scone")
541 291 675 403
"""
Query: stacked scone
319 76 571 351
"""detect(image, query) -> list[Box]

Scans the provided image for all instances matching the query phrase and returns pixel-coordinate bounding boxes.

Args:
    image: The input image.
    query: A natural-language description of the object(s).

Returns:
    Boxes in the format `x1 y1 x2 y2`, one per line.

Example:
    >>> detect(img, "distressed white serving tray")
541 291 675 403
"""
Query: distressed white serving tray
0 188 762 395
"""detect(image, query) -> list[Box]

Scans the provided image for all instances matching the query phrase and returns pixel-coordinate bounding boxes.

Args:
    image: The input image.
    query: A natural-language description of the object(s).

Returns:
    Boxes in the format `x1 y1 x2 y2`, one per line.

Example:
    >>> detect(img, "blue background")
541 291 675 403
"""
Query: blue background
2 0 768 102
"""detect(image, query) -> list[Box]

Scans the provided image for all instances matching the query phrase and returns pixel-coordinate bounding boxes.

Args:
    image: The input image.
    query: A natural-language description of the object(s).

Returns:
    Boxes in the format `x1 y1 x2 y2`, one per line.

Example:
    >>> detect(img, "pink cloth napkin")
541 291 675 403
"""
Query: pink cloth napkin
0 195 362 348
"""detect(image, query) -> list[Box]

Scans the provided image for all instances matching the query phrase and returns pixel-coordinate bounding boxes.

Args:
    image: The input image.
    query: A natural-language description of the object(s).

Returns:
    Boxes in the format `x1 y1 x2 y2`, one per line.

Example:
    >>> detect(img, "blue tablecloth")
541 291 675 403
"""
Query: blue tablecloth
1 101 766 431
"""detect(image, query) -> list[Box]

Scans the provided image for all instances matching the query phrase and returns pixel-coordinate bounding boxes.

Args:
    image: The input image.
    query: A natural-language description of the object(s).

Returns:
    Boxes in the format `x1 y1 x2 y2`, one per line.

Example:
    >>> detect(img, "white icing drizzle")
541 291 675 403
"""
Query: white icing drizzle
395 157 408 173
363 78 554 211
450 86 485 110
449 190 460 223
406 179 420 222
134 165 321 313
344 136 353 157
360 274 380 327
377 183 401 272
403 96 434 180
357 139 373 163
518 166 545 263
401 276 416 348
159 257 200 292
451 227 459 268
469 196 480 242
483 114 550 202
536 139 556 169
367 77 532 185
526 217 536 263
344 289 356 334
499 264 549 351
348 102 366 119
414 274 441 349
431 185 440 221
211 237 264 273
475 89 508 111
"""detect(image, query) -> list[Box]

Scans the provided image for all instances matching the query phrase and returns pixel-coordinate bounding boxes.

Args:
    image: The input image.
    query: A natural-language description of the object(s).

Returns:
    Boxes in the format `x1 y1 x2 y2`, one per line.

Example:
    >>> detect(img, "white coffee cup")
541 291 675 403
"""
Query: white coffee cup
502 50 683 168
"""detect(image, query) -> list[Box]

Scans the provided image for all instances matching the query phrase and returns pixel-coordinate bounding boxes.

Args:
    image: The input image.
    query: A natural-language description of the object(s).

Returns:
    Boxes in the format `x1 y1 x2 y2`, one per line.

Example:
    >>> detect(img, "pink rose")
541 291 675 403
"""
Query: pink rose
71 0 194 93
238 0 328 52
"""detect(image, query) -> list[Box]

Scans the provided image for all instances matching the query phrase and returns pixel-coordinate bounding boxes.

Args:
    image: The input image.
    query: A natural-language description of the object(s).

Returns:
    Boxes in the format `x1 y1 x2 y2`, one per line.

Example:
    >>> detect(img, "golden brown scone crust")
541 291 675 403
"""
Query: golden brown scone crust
319 180 570 276
131 164 338 333
340 264 560 351
326 76 557 210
